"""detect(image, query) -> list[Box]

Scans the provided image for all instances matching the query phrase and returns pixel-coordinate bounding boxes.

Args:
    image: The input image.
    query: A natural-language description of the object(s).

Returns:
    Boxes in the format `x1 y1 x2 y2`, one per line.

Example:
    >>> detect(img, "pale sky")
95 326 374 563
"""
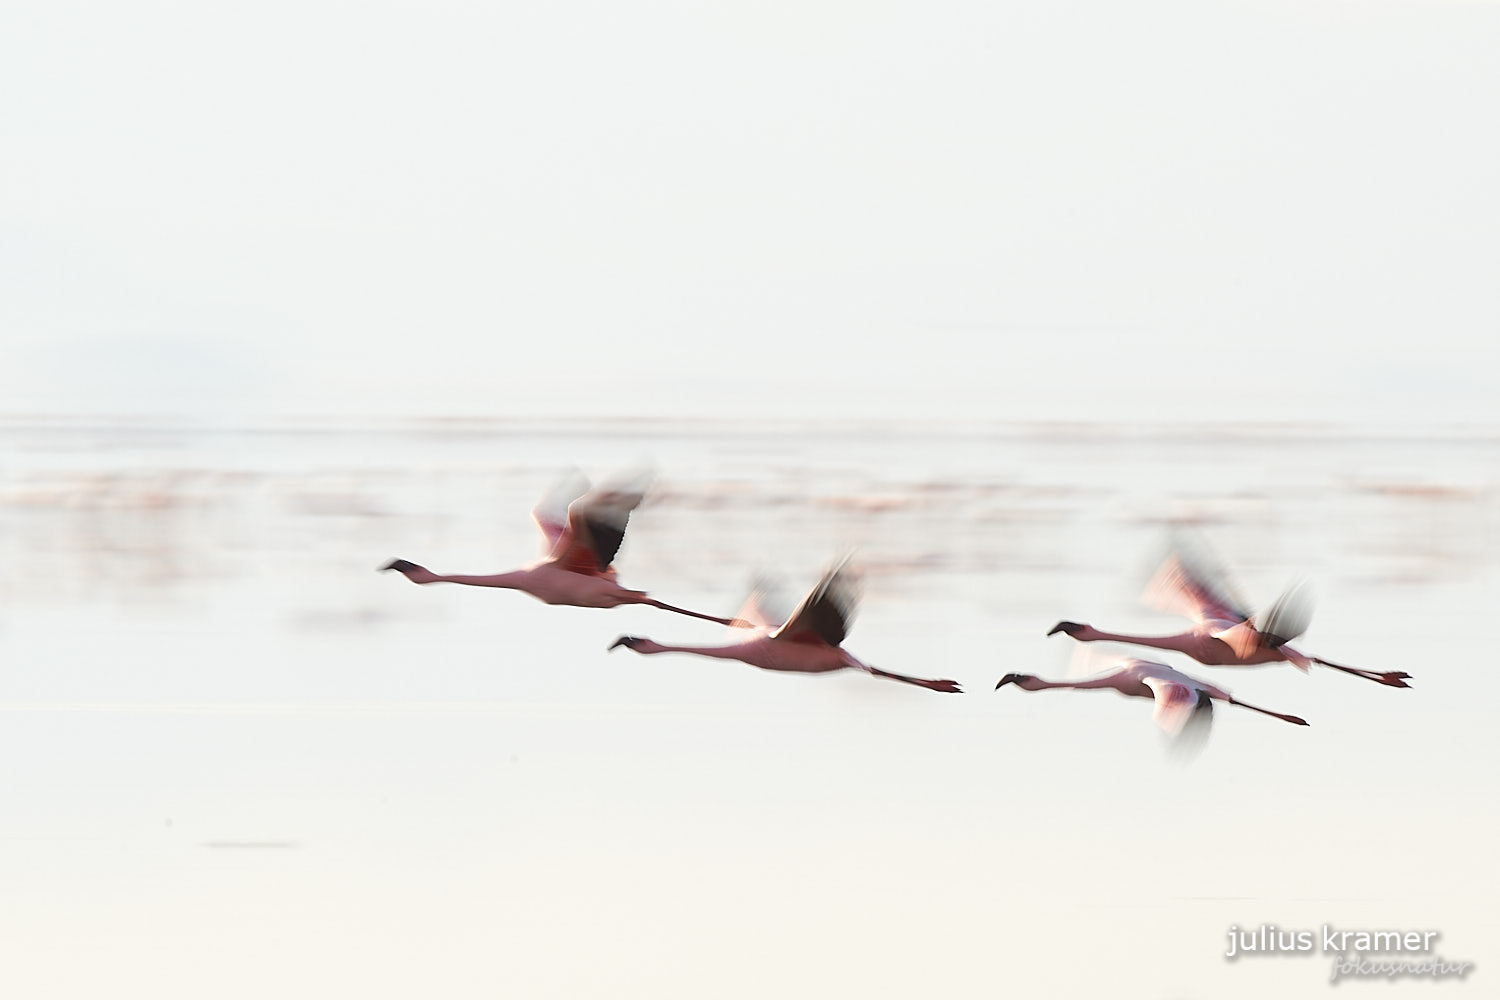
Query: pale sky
2 0 1497 423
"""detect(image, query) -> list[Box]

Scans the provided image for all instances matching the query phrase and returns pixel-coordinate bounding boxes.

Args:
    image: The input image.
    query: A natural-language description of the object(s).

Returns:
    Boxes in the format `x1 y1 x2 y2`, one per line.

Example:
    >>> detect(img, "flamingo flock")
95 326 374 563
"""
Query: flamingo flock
383 470 1411 750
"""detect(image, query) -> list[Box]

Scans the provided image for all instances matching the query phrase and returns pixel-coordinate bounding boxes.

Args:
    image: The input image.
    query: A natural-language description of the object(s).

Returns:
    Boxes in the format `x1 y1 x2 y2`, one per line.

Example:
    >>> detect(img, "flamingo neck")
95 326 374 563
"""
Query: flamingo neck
1081 628 1195 653
642 643 750 660
434 569 532 591
1021 676 1120 691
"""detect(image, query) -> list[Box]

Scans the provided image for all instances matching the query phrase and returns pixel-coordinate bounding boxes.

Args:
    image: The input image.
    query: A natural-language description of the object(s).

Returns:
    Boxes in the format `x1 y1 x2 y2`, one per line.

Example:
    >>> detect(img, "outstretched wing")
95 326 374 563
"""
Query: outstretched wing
1142 536 1254 628
729 576 794 632
1256 580 1313 647
1209 621 1263 659
546 470 653 575
1211 580 1316 658
532 469 591 552
771 555 861 647
1142 675 1211 737
1170 689 1215 759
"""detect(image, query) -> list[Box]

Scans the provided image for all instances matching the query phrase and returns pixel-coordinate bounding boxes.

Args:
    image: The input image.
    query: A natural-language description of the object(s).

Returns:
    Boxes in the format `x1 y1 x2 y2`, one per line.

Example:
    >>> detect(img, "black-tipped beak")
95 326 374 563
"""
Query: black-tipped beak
381 558 418 573
1046 621 1081 637
608 635 637 652
995 673 1019 690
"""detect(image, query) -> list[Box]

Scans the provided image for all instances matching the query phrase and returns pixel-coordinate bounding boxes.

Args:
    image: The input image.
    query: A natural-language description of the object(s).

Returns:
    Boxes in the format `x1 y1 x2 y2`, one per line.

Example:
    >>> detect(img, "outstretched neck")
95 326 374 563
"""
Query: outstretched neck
1021 676 1120 691
1075 627 1196 653
629 641 749 659
431 569 532 590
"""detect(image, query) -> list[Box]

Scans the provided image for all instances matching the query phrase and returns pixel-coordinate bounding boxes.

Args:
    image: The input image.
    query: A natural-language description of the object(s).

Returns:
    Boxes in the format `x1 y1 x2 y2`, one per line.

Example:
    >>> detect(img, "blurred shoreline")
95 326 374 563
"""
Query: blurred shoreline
2 415 1492 614
2 413 1499 442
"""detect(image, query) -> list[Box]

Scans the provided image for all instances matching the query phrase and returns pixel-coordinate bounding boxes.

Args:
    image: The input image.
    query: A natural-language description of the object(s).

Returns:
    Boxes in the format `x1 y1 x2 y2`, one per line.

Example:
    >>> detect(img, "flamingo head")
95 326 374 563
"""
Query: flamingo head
1047 620 1087 638
380 559 439 584
995 672 1036 690
608 635 662 654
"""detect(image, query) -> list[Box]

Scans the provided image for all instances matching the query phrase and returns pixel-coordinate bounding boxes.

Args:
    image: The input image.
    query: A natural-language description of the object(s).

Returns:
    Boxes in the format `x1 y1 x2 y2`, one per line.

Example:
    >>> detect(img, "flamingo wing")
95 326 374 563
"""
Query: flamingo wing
1142 675 1211 737
1142 543 1254 627
1256 580 1314 647
1210 581 1315 657
772 555 861 647
547 474 651 575
1209 621 1262 659
531 470 591 553
729 576 794 631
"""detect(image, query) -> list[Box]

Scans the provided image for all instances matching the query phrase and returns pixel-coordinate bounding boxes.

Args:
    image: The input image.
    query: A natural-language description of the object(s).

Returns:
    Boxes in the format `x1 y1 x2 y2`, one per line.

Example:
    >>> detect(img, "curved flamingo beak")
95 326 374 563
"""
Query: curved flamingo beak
608 635 639 651
995 673 1022 689
1047 621 1083 637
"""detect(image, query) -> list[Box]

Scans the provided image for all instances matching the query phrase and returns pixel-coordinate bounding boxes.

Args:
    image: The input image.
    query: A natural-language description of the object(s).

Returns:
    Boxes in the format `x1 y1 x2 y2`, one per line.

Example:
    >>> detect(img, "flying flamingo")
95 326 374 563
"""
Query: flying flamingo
995 658 1310 743
381 469 736 624
607 557 963 693
1047 540 1410 688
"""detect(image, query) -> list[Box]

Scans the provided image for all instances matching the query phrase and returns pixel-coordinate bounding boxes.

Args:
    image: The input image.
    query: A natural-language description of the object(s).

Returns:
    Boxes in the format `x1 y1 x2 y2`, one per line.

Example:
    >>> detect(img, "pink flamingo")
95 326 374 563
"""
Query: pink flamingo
608 557 962 693
381 470 736 624
1047 542 1410 688
995 658 1310 741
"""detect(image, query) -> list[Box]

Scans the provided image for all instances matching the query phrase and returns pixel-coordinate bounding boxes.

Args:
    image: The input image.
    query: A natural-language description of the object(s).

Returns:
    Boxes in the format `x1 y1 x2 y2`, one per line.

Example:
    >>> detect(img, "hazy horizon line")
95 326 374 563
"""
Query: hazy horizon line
1 412 1497 440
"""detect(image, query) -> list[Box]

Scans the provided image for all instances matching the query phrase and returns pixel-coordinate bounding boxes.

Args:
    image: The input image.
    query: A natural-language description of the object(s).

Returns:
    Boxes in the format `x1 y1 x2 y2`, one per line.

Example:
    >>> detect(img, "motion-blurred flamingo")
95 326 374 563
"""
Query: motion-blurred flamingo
608 557 962 693
1047 540 1410 688
381 470 735 624
995 658 1309 742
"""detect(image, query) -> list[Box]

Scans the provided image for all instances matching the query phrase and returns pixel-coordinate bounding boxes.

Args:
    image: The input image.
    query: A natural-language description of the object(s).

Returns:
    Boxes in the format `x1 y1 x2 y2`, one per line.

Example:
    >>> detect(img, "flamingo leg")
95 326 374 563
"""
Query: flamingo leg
640 598 744 627
1311 657 1411 688
1225 696 1310 726
863 665 963 694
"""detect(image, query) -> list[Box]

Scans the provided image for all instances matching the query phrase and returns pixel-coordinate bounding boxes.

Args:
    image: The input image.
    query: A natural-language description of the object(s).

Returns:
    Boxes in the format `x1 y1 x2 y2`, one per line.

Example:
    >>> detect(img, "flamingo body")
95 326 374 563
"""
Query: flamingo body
995 658 1310 740
610 559 962 693
613 632 852 674
381 470 733 625
1048 621 1308 667
1048 544 1410 688
487 563 645 608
